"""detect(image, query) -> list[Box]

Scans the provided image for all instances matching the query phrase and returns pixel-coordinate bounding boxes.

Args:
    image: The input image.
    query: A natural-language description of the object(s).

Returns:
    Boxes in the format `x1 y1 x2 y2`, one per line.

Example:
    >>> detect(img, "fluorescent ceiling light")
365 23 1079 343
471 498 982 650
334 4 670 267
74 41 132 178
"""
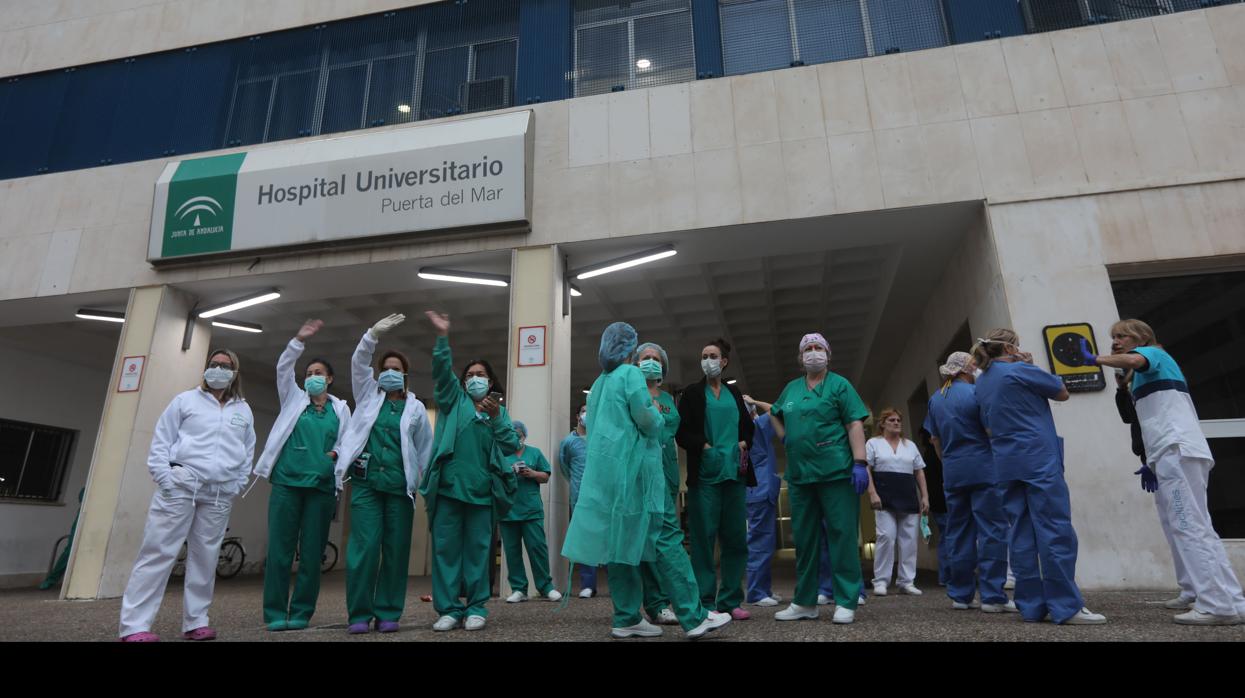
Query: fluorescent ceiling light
726 379 737 385
570 284 583 297
198 289 281 319
573 245 677 280
211 318 263 333
76 308 125 323
636 58 652 69
418 267 510 287
582 389 590 394
397 104 412 113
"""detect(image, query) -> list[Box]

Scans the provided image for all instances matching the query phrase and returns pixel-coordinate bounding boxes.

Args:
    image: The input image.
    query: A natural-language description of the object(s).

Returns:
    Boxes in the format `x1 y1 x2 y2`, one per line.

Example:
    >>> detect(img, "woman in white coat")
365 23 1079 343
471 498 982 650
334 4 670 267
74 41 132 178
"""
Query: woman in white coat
253 319 351 631
334 313 434 634
119 349 256 642
867 408 930 597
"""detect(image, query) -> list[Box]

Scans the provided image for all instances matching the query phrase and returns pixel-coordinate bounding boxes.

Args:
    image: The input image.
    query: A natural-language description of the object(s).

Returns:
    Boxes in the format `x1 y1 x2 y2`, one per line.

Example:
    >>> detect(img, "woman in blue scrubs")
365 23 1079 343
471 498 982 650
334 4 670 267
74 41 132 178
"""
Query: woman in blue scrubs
971 329 1106 625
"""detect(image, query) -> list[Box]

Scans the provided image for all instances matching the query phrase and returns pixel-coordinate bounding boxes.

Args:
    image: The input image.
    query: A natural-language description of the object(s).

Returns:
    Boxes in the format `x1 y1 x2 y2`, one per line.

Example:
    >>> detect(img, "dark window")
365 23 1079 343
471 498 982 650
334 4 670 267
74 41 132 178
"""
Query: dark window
0 419 76 503
1112 270 1245 538
574 0 695 97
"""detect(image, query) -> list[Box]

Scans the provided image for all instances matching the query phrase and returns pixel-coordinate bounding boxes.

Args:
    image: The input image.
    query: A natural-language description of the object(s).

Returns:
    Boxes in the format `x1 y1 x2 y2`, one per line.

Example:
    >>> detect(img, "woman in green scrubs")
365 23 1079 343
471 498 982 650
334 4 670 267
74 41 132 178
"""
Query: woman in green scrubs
675 338 755 621
500 421 561 604
635 341 681 626
255 319 350 631
770 333 871 625
420 310 519 632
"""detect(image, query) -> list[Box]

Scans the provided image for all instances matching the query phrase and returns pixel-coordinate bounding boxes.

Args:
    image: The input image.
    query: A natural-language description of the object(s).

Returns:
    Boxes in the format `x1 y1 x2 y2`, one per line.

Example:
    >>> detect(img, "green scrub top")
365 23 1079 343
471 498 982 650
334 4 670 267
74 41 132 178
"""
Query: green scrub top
701 384 741 484
438 410 501 506
772 372 869 484
655 391 681 497
502 445 551 522
359 398 407 495
272 403 339 494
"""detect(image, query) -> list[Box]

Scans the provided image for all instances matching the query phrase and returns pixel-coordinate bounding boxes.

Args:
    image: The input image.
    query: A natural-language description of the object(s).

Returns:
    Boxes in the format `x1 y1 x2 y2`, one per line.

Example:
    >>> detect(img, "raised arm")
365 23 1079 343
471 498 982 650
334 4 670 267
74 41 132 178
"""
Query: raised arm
354 314 405 400
277 319 321 406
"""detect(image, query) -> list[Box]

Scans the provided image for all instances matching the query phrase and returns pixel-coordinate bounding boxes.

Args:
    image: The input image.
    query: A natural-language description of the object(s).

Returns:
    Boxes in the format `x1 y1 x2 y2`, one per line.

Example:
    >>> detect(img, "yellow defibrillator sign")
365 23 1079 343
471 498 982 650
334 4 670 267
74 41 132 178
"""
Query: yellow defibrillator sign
1042 323 1105 392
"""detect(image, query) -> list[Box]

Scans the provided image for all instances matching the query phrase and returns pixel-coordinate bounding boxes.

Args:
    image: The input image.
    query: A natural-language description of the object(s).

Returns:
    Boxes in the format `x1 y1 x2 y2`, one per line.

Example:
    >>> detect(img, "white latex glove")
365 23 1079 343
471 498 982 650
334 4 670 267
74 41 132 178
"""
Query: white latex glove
369 313 405 339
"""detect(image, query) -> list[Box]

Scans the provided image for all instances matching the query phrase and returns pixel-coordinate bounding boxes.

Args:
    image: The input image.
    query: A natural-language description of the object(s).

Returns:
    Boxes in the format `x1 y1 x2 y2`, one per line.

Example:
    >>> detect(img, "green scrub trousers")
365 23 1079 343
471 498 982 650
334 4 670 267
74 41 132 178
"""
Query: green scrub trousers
687 481 747 611
432 495 494 619
263 483 336 624
791 480 861 609
345 483 414 624
499 518 554 595
608 492 709 631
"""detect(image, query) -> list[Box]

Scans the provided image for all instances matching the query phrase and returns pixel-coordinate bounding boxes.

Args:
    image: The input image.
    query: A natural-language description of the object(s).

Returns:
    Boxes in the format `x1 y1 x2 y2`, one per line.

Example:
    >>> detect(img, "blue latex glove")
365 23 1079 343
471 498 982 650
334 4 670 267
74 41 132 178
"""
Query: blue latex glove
851 461 869 495
1078 338 1098 366
1134 465 1157 493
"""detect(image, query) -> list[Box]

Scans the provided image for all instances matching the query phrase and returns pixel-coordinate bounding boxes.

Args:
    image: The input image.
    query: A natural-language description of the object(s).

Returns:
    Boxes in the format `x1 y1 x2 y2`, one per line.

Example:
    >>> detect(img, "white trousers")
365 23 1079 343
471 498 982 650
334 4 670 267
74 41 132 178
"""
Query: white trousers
873 509 919 587
1152 448 1245 617
119 482 234 636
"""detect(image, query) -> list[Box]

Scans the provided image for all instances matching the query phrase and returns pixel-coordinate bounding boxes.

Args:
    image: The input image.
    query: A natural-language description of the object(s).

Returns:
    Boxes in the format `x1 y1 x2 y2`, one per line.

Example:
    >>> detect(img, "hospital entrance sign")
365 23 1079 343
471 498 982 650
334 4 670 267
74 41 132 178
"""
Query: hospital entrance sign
149 111 533 263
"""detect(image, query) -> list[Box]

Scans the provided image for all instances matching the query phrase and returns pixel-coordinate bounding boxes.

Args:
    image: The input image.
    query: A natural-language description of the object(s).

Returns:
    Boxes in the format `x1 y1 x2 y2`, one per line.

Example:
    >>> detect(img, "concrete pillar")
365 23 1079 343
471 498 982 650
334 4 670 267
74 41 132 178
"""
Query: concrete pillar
502 246 572 592
63 285 212 600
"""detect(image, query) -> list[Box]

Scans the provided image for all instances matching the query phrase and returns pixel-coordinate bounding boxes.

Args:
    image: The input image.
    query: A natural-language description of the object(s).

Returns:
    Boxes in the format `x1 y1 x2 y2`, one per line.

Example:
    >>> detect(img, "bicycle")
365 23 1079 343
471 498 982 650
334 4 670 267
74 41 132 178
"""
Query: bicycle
294 540 339 574
170 529 247 580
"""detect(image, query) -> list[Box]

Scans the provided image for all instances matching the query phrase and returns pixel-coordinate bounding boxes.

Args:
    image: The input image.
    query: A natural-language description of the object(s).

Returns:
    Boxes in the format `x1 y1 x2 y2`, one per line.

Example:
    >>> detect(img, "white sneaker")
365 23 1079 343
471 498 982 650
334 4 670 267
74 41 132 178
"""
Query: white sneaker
774 604 819 621
832 606 855 624
952 600 981 610
1004 577 1015 590
817 594 833 606
857 594 867 606
432 615 460 632
545 589 563 602
652 608 679 625
898 583 922 596
578 588 594 599
612 619 663 638
1062 607 1107 625
981 600 1020 614
752 596 781 607
686 611 731 639
1173 609 1243 626
464 615 487 631
505 591 528 603
872 582 888 596
1163 595 1195 610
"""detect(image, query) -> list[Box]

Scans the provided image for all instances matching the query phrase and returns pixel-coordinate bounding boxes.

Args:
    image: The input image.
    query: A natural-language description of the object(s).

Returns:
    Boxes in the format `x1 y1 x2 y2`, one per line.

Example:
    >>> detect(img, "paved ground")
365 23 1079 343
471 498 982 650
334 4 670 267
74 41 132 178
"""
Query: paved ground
3 566 1242 642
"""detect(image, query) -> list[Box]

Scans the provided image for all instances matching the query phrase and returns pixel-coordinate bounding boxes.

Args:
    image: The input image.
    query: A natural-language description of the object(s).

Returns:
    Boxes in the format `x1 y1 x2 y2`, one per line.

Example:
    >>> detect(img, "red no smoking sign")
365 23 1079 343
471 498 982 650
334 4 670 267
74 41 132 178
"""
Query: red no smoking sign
118 355 146 392
517 326 546 368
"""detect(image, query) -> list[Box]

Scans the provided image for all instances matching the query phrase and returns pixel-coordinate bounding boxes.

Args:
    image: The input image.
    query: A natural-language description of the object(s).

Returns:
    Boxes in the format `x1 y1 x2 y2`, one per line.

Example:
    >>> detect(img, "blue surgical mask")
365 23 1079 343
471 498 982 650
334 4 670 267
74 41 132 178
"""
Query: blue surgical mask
465 376 490 401
378 369 405 392
638 358 664 380
305 375 328 397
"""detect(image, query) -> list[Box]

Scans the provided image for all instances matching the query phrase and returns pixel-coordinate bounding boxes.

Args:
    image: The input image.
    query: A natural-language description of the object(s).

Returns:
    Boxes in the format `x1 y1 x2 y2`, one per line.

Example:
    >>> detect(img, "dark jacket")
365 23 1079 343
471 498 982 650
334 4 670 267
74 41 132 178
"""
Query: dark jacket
1114 383 1146 461
675 378 756 488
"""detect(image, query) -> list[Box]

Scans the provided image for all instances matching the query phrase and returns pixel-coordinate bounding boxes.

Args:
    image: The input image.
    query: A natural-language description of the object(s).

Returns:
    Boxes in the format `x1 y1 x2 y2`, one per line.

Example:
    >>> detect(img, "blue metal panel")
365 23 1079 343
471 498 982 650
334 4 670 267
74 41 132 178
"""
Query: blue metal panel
518 0 572 103
692 0 724 79
943 0 1026 43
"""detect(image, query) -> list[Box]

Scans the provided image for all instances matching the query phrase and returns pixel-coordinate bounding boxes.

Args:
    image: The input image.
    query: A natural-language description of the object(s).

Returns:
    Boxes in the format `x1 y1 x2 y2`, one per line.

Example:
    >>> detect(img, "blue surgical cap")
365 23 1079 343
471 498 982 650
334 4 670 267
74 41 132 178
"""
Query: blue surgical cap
512 420 527 438
634 342 669 376
599 322 638 372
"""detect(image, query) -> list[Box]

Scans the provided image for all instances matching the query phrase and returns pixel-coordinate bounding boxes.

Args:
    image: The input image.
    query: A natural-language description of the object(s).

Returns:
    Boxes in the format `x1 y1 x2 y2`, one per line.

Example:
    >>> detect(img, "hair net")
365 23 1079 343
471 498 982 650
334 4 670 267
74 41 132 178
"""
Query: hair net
634 342 669 376
599 322 639 372
512 420 528 438
799 333 830 354
939 351 972 378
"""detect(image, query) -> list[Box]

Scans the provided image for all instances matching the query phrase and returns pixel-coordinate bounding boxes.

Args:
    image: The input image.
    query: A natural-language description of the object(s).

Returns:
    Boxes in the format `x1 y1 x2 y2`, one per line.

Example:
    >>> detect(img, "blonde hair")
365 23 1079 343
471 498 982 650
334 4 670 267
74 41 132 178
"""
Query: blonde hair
1110 319 1157 347
970 329 1019 372
202 348 244 402
875 407 902 436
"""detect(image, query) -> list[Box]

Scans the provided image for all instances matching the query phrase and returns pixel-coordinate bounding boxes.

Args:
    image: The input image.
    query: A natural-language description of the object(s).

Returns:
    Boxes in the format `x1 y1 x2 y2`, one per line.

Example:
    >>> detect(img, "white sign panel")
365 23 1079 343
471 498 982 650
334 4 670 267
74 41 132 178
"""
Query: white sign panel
118 356 146 392
149 111 532 262
517 326 546 368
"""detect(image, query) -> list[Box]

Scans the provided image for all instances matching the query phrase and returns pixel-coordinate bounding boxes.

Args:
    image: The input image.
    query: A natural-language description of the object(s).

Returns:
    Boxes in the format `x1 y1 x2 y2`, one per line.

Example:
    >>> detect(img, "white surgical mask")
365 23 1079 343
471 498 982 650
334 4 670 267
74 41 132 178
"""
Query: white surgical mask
465 376 490 401
802 350 828 373
204 366 234 389
701 358 722 378
973 368 983 379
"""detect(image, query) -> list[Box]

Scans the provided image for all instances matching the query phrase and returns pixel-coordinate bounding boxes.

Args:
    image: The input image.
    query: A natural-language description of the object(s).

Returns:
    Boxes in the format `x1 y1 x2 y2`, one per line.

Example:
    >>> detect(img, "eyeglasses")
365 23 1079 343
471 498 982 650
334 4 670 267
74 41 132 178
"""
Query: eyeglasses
208 361 234 370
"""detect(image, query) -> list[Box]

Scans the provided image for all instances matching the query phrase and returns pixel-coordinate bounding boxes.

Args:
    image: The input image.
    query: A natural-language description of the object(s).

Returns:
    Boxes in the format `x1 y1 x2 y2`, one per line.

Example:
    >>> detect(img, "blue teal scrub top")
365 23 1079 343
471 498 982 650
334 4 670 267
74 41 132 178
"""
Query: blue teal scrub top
559 431 587 506
923 380 995 489
974 360 1065 482
1129 346 1188 398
